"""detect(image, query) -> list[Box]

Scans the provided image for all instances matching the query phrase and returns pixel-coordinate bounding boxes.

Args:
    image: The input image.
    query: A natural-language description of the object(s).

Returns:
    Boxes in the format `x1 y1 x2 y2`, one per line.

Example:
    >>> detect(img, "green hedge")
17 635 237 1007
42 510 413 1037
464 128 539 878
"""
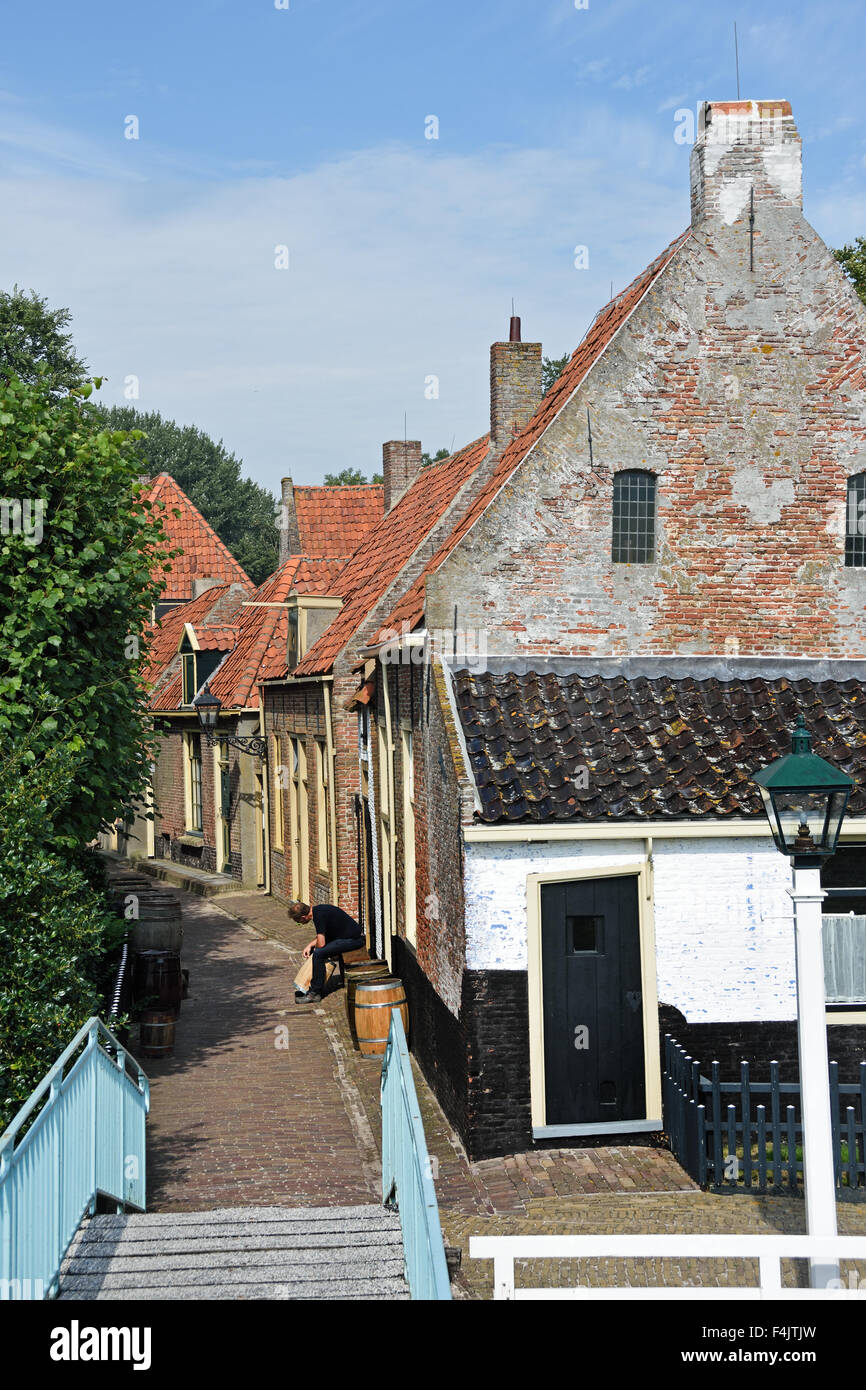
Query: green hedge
0 746 125 1130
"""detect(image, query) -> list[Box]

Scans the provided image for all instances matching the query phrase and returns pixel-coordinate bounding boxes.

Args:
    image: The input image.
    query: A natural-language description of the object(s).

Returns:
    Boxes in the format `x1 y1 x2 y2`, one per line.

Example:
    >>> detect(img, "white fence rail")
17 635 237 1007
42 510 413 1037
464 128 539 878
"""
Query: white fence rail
470 1234 866 1300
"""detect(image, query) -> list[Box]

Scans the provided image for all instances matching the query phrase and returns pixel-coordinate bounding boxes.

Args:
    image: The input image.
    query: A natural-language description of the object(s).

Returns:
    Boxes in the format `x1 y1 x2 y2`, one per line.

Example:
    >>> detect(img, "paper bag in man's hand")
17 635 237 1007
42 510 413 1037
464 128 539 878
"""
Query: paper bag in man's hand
294 956 336 992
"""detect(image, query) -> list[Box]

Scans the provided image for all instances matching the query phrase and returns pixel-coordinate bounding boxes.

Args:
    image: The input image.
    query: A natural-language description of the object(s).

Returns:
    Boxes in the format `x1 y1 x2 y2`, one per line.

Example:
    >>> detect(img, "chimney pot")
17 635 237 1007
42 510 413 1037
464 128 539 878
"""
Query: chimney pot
509 316 521 343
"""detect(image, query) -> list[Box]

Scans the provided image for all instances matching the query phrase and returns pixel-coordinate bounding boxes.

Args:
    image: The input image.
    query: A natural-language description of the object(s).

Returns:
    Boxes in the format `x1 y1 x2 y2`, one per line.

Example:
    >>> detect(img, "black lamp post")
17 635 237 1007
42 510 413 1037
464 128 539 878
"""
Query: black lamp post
753 715 853 1288
192 684 267 760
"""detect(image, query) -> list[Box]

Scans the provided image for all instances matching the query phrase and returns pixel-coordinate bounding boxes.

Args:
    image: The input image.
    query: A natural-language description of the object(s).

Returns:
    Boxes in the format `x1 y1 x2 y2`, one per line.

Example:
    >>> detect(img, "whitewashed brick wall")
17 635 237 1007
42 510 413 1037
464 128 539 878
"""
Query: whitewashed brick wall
464 836 797 1023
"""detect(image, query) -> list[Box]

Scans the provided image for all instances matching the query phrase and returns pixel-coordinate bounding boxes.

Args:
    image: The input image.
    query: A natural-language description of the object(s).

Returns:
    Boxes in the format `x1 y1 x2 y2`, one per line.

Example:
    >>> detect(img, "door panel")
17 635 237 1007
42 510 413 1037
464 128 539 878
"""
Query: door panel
541 876 646 1126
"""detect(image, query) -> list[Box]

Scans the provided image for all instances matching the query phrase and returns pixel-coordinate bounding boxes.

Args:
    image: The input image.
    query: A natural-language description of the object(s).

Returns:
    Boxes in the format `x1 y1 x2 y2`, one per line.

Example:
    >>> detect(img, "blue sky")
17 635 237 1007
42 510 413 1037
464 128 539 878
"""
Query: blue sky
2 0 865 494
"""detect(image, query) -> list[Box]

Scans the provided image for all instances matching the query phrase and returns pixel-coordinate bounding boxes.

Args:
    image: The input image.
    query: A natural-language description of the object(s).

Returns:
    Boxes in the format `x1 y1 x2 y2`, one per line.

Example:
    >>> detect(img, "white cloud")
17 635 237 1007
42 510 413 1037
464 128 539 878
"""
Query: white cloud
0 106 693 494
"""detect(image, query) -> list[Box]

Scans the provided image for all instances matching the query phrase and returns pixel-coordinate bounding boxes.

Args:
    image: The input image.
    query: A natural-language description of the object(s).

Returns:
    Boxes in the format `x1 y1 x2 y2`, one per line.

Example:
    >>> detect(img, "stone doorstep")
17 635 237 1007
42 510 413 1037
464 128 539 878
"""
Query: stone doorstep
136 857 240 897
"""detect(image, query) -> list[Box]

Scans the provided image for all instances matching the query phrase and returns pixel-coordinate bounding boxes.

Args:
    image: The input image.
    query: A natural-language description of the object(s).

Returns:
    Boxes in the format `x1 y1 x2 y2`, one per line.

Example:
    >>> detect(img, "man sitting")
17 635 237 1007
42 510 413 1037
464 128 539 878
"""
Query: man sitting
288 900 365 1003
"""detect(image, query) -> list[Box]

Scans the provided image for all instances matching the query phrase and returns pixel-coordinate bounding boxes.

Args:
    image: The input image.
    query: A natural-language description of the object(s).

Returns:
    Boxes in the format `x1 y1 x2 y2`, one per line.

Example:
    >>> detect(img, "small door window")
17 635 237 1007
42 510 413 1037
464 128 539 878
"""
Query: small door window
567 914 603 953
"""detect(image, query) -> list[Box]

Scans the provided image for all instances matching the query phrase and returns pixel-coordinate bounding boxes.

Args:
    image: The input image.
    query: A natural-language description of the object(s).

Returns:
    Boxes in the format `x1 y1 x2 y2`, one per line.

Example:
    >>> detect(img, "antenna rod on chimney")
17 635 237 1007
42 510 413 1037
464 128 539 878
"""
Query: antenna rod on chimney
734 22 740 100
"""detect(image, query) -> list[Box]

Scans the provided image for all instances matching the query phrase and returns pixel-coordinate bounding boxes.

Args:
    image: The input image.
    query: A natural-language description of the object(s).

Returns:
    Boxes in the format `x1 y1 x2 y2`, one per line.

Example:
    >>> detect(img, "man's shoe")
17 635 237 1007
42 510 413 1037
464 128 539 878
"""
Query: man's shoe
297 991 321 1003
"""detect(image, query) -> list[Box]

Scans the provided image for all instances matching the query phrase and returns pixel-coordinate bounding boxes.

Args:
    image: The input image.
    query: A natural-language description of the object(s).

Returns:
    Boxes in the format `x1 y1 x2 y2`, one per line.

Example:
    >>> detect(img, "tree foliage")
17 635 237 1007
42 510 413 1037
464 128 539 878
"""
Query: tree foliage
324 466 380 486
0 375 174 848
542 353 572 395
96 406 279 585
834 238 866 306
0 743 125 1128
0 285 89 396
421 448 451 468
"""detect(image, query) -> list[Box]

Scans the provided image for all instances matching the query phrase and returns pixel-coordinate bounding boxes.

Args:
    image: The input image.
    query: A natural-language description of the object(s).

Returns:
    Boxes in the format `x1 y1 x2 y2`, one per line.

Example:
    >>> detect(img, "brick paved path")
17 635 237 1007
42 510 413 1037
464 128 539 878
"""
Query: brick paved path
143 890 376 1212
143 887 866 1298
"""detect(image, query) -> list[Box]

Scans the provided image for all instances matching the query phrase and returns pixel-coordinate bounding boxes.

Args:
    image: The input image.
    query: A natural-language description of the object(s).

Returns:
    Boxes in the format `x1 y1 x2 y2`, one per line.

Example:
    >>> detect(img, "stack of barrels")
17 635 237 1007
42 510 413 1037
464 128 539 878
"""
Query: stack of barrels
106 872 185 1059
344 959 409 1056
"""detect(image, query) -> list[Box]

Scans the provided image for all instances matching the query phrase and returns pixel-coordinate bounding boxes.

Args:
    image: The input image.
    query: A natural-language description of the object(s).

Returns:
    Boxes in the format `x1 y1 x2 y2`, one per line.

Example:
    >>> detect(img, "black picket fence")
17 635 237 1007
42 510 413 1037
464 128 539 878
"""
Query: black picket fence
663 1034 866 1193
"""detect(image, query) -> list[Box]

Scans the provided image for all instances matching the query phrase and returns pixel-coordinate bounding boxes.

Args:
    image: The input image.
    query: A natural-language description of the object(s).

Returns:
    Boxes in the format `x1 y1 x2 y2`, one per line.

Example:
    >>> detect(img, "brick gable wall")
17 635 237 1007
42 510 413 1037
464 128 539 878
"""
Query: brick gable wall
425 219 866 658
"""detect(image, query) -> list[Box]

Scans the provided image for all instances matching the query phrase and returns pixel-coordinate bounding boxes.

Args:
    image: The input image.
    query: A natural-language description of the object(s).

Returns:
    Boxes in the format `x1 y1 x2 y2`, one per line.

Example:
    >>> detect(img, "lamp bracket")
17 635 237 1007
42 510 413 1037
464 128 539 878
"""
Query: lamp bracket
203 732 267 760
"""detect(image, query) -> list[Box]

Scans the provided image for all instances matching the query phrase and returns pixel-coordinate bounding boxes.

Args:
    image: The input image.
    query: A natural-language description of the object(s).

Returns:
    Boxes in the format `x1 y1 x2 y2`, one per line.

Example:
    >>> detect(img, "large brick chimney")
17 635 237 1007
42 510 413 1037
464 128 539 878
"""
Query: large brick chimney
382 440 422 512
690 100 802 227
279 476 300 564
490 317 542 454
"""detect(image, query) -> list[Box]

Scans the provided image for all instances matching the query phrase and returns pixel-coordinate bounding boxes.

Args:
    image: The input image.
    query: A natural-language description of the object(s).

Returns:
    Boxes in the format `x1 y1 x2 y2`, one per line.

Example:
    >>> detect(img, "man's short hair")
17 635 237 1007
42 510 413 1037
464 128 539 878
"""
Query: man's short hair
288 900 311 923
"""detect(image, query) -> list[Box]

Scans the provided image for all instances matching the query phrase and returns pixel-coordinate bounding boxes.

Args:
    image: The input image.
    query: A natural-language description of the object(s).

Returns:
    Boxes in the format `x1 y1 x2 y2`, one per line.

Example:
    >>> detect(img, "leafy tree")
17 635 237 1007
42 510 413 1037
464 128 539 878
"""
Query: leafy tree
542 353 572 394
324 467 379 486
0 374 174 848
421 448 450 468
0 285 89 395
0 743 125 1128
834 238 866 306
96 406 279 585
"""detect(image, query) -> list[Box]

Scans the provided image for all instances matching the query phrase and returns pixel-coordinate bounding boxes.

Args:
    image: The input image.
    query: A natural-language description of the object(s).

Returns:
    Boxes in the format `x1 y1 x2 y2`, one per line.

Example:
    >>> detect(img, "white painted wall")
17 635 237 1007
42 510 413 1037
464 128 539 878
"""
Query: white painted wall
464 836 798 1023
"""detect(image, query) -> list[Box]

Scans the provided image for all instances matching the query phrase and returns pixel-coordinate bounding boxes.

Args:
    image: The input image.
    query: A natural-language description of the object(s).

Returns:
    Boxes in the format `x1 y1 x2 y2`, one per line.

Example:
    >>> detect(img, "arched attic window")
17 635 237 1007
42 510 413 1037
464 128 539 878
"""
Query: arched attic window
845 473 866 567
612 469 657 564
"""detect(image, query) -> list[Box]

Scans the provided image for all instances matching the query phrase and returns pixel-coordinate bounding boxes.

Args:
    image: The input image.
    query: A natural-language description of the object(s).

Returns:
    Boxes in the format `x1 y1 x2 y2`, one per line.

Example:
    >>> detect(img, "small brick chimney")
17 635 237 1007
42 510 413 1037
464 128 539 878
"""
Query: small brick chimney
279 476 301 564
690 100 802 227
490 318 542 454
382 440 422 512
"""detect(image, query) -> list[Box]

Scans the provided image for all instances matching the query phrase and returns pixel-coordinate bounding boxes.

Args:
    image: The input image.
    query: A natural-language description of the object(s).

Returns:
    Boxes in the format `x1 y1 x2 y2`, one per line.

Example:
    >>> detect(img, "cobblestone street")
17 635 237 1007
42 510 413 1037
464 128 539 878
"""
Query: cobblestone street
142 885 866 1299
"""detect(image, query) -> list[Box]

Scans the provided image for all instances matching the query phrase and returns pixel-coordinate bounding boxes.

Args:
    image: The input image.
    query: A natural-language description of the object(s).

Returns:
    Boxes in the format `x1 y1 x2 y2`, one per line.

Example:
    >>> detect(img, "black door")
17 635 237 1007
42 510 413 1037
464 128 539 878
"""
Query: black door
541 876 646 1126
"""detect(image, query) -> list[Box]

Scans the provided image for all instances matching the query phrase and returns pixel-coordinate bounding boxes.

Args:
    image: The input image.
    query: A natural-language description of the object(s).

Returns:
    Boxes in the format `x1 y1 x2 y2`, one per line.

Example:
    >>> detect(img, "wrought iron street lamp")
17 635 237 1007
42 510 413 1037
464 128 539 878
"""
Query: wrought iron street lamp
192 684 267 760
754 715 853 1289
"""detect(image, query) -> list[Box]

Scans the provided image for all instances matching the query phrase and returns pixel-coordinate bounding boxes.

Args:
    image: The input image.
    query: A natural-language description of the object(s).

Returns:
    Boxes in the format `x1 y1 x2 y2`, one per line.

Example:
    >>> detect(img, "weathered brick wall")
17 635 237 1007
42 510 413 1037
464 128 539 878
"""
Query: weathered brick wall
426 111 866 658
410 660 466 1015
660 1004 866 1084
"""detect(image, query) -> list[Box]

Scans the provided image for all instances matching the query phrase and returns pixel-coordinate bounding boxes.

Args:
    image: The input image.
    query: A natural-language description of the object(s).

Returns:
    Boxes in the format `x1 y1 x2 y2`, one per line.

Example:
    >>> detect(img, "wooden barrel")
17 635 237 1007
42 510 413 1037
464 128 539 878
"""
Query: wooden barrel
354 978 409 1057
107 876 156 904
129 893 183 953
139 1010 176 1058
132 951 183 1018
345 960 391 1044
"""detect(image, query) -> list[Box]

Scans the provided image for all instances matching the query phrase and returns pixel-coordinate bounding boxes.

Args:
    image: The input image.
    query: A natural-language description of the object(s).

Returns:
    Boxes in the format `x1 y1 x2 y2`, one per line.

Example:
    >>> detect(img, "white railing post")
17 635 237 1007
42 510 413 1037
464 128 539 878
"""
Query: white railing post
758 1255 782 1294
790 864 840 1289
493 1256 515 1300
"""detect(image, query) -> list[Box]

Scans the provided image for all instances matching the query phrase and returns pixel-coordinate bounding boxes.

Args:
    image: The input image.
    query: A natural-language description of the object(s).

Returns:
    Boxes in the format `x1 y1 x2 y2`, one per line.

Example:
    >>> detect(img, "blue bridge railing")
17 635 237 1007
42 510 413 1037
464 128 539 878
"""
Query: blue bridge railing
0 1017 149 1300
380 1010 451 1301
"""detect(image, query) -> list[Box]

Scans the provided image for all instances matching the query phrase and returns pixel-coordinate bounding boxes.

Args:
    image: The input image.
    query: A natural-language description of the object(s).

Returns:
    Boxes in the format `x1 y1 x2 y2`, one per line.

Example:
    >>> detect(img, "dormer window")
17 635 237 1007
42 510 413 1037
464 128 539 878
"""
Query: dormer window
182 652 197 705
612 470 656 563
845 473 866 567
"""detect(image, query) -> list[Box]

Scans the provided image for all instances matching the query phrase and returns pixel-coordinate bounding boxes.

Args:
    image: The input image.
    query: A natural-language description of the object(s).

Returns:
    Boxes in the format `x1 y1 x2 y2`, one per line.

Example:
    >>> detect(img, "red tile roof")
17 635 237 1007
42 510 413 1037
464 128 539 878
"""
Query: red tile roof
145 554 349 712
377 230 691 639
208 555 347 705
290 436 491 677
294 484 384 557
143 473 253 600
194 625 239 651
143 584 236 711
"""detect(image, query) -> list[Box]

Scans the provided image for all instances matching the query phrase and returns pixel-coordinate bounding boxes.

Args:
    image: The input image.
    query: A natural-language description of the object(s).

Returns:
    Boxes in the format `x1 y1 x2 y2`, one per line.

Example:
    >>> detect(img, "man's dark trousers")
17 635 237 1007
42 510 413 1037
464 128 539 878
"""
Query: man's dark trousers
310 937 365 995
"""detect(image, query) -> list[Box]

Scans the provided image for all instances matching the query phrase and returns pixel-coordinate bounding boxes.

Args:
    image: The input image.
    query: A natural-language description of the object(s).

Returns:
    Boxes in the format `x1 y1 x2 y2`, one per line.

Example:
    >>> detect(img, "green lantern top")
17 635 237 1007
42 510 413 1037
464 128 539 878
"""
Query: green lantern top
753 716 853 863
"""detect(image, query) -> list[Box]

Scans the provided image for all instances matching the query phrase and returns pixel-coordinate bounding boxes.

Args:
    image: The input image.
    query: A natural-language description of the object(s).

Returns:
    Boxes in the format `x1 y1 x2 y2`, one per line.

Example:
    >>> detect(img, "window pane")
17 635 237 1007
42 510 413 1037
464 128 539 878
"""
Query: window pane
567 914 603 953
846 474 866 567
612 471 656 563
190 736 203 831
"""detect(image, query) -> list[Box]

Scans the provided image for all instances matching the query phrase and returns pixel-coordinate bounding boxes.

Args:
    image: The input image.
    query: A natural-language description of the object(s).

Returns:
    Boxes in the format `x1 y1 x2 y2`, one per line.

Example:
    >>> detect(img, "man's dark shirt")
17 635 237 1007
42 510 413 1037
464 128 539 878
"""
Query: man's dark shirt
312 903 363 944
